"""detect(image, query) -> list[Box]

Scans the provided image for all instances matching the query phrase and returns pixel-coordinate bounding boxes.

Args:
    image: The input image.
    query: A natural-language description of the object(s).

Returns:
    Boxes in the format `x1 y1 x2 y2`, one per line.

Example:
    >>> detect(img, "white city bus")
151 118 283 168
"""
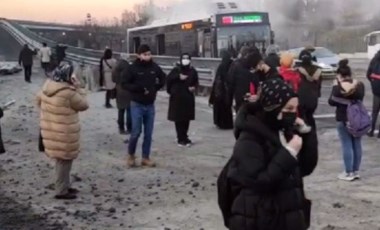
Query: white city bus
365 31 380 60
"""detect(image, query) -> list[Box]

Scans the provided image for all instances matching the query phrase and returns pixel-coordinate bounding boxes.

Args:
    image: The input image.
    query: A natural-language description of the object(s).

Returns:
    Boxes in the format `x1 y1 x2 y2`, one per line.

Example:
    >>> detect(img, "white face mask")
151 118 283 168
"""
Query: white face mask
181 59 191 66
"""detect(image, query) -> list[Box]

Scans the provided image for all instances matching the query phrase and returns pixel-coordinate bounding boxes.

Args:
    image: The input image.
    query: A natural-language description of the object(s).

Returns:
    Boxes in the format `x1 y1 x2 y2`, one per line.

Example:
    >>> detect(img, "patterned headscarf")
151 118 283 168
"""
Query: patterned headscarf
260 79 297 112
52 62 73 83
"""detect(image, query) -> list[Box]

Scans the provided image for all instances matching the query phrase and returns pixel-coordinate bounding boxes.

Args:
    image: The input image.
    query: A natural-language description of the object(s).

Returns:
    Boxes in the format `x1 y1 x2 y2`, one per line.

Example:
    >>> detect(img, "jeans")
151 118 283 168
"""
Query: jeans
175 121 190 142
337 122 362 173
128 101 155 159
24 65 32 82
118 107 132 132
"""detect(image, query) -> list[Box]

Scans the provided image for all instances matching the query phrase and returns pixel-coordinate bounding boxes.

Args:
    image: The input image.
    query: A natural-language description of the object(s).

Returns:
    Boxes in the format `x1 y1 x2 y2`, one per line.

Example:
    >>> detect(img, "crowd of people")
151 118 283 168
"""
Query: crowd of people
2 41 380 229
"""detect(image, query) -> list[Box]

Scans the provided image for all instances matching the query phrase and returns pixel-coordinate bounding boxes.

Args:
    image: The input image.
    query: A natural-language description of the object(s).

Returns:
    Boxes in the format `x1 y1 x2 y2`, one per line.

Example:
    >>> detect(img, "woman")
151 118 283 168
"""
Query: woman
328 59 365 181
209 51 233 129
36 62 89 199
0 107 5 154
366 50 380 137
100 48 117 108
297 50 322 129
167 53 199 147
220 79 318 230
112 54 132 135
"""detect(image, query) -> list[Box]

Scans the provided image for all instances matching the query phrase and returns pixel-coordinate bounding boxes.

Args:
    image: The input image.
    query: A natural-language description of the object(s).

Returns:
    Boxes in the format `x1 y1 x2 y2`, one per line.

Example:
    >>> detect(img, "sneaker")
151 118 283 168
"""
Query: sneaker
177 141 187 147
127 155 137 168
55 193 77 200
68 188 79 194
141 158 156 168
353 172 361 180
185 139 193 147
338 172 355 181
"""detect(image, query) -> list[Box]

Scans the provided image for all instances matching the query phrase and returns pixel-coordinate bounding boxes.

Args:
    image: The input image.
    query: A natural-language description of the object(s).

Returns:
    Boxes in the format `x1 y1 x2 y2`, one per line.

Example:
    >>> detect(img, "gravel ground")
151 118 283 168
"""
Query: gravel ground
1 67 380 230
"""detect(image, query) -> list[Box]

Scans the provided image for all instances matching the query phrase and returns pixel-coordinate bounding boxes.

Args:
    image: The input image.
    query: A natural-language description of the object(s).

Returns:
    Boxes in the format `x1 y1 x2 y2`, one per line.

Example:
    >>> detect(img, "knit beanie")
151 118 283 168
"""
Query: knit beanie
259 78 297 113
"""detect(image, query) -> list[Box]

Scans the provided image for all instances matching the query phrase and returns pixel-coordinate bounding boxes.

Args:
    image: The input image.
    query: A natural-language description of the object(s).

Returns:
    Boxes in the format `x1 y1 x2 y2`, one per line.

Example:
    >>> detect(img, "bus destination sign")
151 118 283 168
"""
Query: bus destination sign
222 14 263 25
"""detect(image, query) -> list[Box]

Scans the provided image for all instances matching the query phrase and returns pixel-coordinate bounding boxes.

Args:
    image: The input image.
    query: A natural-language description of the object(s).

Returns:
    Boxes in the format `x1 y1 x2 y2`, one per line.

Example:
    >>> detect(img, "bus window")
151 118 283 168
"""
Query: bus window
369 35 377 46
156 34 165 55
133 37 141 53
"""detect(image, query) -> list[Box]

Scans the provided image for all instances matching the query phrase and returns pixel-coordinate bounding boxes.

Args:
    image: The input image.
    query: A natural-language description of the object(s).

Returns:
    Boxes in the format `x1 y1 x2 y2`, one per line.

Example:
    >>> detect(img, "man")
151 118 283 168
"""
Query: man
39 42 52 73
122 45 166 167
112 53 132 135
19 44 37 83
36 62 89 199
227 48 261 112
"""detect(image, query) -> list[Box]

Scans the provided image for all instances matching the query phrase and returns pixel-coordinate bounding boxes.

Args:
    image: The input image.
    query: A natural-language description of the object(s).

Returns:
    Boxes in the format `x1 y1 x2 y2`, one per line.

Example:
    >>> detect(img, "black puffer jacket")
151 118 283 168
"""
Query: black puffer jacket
121 59 166 105
367 51 380 96
225 104 318 230
227 60 260 111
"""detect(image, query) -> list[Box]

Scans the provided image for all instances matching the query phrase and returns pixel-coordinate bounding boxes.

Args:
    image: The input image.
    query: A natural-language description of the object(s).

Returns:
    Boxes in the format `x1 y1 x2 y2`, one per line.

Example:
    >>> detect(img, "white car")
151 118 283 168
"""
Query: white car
288 47 340 78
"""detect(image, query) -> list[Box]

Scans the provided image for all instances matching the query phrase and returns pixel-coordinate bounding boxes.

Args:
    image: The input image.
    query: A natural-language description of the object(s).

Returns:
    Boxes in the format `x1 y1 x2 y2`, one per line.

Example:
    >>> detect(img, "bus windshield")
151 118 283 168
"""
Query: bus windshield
216 25 270 56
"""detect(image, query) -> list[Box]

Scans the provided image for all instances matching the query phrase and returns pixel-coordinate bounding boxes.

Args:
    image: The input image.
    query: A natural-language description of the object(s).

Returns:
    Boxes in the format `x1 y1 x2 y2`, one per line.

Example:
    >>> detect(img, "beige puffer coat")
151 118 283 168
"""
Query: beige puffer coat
36 79 89 160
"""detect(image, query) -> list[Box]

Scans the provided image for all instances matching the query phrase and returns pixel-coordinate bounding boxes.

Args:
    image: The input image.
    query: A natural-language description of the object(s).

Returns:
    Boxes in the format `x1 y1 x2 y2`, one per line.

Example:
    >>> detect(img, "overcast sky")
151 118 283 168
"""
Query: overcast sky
0 0 178 24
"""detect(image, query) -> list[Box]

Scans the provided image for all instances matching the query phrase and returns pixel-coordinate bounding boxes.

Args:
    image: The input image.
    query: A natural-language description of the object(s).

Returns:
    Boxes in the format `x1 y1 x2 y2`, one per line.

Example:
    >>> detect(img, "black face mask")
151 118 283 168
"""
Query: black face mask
280 112 297 141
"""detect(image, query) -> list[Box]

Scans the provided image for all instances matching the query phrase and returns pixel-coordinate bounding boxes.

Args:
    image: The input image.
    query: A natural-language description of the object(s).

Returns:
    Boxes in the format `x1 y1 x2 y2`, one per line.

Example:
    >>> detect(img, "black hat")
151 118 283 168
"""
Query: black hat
137 44 151 54
260 78 297 113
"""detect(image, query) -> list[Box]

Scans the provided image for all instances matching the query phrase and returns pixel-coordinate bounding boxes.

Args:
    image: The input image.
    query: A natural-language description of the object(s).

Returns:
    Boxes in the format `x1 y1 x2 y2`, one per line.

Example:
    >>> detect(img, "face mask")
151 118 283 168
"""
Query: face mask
181 59 191 66
279 112 297 130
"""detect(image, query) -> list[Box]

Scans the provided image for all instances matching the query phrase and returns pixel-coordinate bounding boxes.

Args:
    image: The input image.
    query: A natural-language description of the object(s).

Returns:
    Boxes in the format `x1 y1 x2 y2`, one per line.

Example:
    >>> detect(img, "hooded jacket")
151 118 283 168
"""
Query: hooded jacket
19 46 36 66
36 80 89 160
328 78 365 122
221 103 318 230
367 51 380 96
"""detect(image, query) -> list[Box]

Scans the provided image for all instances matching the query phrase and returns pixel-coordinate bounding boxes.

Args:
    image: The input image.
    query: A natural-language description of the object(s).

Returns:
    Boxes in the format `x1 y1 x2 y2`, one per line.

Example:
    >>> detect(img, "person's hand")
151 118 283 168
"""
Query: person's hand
247 95 258 103
287 135 303 155
180 74 188 80
189 86 195 92
144 88 149 95
71 76 81 88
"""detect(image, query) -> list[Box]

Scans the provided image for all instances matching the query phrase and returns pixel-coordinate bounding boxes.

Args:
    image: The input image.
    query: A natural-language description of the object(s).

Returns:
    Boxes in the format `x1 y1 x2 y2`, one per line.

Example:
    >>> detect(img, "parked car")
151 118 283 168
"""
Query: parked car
287 47 340 78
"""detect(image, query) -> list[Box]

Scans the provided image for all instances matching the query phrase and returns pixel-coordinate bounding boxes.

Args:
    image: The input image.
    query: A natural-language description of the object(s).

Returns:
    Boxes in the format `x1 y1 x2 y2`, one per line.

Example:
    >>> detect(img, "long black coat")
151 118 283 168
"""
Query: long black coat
221 104 318 230
167 66 199 122
0 108 5 154
210 58 233 129
113 60 131 109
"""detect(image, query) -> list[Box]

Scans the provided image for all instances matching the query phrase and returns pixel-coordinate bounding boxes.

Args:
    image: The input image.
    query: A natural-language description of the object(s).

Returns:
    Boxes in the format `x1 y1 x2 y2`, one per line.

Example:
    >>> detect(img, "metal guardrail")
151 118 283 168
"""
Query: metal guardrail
1 19 218 88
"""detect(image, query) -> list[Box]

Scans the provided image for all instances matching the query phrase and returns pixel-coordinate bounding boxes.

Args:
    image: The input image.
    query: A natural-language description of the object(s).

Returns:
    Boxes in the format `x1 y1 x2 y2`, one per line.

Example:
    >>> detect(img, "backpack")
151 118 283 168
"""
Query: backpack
331 96 371 137
217 159 233 228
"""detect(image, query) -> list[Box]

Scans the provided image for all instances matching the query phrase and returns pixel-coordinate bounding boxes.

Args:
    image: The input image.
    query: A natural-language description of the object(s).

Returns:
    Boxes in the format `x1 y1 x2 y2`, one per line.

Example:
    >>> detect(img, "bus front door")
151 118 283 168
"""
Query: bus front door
133 37 141 54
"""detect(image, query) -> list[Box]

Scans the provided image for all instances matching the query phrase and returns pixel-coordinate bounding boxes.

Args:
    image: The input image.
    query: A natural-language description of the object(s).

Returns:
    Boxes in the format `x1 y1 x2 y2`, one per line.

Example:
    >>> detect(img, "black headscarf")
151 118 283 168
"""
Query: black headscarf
51 62 74 83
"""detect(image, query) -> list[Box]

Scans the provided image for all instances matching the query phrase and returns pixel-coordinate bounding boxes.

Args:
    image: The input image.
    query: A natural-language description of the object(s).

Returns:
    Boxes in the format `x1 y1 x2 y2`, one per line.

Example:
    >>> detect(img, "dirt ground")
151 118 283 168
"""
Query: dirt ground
1 68 380 230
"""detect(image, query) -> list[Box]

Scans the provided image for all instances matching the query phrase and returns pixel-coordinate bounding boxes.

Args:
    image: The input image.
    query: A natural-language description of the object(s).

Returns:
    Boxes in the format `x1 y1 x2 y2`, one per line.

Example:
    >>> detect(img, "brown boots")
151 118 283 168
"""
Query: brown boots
127 155 156 168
